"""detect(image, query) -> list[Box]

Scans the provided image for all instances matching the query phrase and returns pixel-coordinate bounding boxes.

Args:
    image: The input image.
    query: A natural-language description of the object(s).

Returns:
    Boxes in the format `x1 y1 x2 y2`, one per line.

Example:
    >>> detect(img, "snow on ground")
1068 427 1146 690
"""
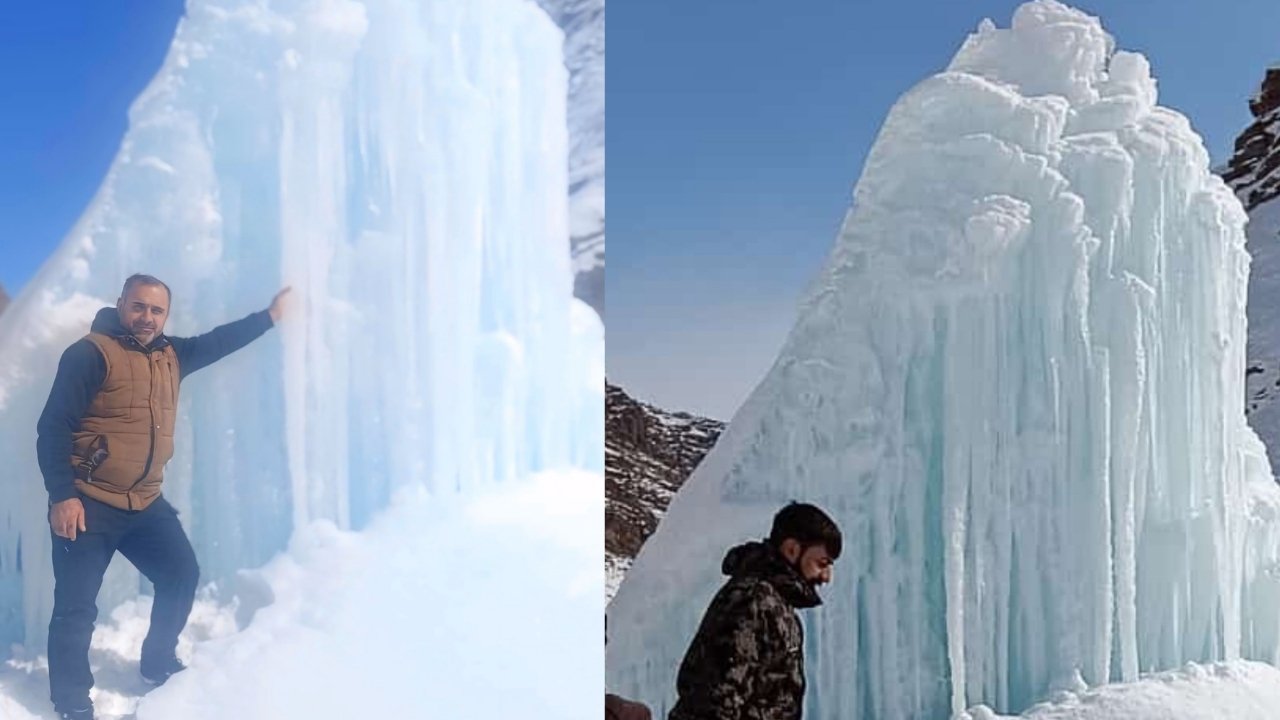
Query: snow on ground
605 555 631 603
0 594 239 719
0 469 601 719
967 661 1280 719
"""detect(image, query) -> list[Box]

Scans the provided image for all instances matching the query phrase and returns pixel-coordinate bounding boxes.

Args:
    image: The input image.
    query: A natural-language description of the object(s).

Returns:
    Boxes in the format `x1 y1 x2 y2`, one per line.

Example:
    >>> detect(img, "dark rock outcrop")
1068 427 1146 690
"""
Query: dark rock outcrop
605 382 724 599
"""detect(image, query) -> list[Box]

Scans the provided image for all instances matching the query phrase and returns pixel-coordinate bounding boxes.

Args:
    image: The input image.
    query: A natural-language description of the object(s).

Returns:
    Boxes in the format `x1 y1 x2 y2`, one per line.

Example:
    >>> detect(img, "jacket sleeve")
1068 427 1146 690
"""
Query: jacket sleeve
36 340 107 504
168 310 274 381
702 586 769 719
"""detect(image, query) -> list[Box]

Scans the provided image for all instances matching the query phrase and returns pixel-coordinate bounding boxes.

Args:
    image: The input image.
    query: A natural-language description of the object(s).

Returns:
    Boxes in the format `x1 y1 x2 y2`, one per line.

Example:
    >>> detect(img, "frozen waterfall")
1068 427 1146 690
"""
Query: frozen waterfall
0 0 601 657
605 2 1280 717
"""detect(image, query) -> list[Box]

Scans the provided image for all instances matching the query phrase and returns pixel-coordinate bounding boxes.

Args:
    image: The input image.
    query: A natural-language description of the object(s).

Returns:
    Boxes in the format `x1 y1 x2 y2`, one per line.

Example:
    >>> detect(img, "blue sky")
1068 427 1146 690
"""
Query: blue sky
0 1 184 297
608 0 1280 419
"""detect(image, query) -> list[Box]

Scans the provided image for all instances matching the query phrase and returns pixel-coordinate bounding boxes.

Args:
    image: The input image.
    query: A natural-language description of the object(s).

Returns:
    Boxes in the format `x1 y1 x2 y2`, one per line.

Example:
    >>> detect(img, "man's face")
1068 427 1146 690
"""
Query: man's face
780 539 835 586
116 283 170 346
797 544 835 586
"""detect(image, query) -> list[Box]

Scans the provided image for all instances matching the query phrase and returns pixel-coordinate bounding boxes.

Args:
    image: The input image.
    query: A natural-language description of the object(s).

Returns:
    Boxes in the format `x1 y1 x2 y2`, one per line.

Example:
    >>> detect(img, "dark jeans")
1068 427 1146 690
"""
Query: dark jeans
48 494 199 712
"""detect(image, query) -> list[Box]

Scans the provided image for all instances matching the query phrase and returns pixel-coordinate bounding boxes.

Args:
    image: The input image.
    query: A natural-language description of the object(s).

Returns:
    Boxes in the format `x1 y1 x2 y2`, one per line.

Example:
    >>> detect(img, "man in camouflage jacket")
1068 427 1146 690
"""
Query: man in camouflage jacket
668 502 842 720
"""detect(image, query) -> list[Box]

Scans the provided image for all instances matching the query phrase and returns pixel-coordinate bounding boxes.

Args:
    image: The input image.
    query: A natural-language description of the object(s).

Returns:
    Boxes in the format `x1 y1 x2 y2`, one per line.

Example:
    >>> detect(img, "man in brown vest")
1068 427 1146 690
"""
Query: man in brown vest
36 274 290 720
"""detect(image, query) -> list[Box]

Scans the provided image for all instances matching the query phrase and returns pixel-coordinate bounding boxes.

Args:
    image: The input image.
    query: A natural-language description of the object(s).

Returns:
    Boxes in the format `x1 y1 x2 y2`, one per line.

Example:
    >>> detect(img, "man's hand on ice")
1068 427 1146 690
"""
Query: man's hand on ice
50 498 87 541
269 287 293 324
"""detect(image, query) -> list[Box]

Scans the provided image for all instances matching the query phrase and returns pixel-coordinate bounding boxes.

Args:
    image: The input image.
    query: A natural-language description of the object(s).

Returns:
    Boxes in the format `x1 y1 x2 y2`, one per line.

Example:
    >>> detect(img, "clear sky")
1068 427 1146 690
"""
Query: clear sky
0 1 185 297
607 0 1280 420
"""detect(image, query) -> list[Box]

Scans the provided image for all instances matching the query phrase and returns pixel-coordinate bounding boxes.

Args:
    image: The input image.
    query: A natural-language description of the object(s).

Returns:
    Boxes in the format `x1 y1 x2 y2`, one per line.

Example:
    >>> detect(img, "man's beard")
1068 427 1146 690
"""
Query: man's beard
788 557 821 594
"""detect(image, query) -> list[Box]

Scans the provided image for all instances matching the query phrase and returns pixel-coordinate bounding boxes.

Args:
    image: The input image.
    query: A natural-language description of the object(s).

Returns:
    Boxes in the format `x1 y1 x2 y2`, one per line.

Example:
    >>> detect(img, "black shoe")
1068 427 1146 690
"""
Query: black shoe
140 656 187 686
56 707 94 720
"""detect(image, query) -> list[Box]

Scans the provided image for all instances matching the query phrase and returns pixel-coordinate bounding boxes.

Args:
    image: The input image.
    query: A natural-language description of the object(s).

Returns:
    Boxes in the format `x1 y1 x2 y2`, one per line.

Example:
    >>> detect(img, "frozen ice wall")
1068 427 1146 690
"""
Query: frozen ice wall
0 0 601 654
606 2 1280 717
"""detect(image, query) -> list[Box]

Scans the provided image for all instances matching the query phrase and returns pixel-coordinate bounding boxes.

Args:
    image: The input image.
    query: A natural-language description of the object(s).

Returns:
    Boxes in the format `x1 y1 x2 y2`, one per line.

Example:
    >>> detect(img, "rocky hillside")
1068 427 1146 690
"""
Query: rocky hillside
606 382 724 600
1224 66 1280 210
1225 67 1280 474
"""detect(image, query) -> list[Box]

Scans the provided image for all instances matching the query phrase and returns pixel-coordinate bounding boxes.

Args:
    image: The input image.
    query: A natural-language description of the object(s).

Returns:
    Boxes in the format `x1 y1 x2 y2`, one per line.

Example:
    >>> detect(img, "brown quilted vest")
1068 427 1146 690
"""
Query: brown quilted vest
69 332 180 511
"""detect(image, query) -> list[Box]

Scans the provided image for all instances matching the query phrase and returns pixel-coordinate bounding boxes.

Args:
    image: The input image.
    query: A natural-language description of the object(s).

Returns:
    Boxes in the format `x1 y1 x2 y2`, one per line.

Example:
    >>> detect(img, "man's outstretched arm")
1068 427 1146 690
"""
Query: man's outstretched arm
169 288 291 380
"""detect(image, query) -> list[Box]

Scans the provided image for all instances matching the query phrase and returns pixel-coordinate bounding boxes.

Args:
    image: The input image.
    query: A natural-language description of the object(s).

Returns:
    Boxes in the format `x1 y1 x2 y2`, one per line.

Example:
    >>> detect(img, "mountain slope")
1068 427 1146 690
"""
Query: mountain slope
1226 66 1280 473
605 382 723 601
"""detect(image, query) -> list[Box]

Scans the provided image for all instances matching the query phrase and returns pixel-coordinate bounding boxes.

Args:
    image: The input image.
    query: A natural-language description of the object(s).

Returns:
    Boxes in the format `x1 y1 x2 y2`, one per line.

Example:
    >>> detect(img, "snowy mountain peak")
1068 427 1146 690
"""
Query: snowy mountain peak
536 0 604 318
1225 67 1280 210
1228 66 1280 475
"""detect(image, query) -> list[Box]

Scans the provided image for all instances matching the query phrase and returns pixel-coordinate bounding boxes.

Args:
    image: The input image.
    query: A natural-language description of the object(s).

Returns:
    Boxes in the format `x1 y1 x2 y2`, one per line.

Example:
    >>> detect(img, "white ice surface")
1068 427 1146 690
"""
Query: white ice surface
970 660 1280 719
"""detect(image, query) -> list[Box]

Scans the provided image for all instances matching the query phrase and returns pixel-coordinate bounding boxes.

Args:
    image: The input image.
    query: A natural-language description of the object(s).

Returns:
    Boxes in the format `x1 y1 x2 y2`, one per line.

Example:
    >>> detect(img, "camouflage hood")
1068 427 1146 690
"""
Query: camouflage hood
721 540 822 609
